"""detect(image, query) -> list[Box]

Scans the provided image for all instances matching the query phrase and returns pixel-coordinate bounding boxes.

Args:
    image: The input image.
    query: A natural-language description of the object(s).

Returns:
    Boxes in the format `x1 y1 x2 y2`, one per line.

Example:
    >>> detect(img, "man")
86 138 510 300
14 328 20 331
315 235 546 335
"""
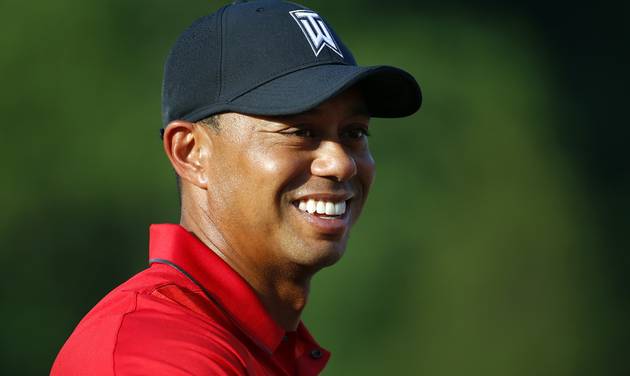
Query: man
51 0 421 374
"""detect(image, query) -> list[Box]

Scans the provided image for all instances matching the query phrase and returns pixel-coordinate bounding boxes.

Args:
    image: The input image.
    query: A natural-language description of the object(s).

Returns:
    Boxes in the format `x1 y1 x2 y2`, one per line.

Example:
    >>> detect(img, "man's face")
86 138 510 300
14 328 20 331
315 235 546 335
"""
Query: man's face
201 88 375 273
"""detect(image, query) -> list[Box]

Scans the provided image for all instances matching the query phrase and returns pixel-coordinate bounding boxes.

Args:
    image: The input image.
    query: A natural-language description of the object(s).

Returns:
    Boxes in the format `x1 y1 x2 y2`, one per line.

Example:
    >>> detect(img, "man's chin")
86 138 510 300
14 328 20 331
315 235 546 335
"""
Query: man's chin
292 239 347 270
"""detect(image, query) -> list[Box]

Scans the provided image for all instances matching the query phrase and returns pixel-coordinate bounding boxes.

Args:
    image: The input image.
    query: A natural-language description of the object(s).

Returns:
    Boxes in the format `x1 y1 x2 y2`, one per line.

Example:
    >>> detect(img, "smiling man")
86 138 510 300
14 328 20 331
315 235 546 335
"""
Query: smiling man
51 1 420 375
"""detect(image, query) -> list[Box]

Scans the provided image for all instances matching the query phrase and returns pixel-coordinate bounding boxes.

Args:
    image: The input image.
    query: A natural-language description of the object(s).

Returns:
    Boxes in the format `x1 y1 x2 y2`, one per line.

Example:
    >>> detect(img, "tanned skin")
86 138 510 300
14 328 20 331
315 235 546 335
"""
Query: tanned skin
162 87 375 330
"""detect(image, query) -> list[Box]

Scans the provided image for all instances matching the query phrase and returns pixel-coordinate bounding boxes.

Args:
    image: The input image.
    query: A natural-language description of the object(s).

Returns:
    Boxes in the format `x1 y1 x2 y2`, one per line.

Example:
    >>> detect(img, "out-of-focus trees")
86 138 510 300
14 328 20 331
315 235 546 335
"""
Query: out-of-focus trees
1 1 626 375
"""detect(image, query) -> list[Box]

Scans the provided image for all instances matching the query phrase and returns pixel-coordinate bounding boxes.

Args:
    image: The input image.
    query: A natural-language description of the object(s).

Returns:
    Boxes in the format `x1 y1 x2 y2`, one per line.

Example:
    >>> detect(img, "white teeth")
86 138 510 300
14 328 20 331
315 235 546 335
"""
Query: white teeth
316 201 326 214
297 199 348 216
306 199 316 214
334 201 346 215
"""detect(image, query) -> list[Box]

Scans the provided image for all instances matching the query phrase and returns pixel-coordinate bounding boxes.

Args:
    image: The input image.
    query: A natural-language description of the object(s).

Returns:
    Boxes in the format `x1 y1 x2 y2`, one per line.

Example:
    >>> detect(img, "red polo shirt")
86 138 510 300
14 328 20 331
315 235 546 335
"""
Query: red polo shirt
51 224 330 375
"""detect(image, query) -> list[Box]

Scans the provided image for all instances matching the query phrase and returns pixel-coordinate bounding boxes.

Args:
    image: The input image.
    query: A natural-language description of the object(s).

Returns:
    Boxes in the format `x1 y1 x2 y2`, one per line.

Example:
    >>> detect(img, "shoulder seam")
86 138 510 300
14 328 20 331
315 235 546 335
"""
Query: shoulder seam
112 291 139 376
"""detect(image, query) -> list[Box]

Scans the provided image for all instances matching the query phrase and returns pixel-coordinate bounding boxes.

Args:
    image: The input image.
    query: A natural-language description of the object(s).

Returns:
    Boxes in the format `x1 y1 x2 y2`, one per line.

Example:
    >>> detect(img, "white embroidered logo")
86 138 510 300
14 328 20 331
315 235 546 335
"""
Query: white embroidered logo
289 10 343 58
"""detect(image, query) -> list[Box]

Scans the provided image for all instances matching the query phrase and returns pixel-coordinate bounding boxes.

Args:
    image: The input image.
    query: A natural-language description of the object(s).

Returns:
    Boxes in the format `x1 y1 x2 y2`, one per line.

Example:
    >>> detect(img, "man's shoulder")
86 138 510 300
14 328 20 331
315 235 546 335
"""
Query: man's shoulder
51 264 252 375
65 263 203 333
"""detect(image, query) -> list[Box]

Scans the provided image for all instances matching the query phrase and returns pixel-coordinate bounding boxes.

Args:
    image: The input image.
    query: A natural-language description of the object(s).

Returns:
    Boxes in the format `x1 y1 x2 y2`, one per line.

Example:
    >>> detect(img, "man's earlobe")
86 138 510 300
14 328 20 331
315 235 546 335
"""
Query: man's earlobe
162 120 211 189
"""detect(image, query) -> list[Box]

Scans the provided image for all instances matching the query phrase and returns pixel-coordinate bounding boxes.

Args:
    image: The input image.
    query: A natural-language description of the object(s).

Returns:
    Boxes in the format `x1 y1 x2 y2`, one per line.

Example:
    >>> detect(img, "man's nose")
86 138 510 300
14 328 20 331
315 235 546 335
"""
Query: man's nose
310 141 357 182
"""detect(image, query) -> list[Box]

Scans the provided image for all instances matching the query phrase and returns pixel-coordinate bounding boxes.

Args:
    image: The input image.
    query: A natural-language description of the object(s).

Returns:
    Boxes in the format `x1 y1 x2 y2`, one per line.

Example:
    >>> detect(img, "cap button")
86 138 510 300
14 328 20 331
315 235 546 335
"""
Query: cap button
310 348 323 359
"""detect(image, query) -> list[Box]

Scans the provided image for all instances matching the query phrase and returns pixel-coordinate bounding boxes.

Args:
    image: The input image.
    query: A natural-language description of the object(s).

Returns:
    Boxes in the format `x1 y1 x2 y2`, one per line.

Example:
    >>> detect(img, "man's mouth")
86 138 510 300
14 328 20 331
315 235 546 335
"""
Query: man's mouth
290 193 354 234
294 199 348 219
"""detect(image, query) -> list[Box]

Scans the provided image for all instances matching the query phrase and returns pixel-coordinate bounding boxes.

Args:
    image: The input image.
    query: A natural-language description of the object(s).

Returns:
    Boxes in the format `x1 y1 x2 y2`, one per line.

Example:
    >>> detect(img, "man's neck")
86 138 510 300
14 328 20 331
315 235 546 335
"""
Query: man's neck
180 215 313 331
254 275 311 331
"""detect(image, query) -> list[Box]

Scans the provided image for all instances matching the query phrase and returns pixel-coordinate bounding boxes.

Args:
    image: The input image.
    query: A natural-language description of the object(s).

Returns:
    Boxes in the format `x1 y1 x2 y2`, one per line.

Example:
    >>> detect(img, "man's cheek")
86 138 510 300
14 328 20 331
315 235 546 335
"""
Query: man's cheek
358 156 376 189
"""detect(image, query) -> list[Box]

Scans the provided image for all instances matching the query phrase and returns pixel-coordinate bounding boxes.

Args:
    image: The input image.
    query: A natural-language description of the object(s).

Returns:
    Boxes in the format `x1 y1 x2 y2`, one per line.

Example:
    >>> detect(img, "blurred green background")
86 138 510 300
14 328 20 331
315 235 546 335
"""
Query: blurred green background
1 0 628 375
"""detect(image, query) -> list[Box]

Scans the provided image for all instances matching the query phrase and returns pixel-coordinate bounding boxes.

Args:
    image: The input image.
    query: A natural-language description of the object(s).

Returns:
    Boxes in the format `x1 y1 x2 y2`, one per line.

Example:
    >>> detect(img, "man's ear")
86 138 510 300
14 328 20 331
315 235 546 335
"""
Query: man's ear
162 120 212 189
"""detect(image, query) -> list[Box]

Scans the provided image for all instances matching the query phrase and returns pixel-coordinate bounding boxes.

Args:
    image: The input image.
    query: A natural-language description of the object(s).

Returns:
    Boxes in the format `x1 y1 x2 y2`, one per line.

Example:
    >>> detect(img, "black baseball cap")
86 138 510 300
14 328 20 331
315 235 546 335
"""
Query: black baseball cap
161 0 422 128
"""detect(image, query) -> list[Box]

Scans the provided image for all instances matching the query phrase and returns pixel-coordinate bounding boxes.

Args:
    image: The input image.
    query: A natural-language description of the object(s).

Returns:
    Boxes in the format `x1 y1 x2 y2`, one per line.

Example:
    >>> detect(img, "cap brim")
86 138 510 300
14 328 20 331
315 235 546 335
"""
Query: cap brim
184 64 421 122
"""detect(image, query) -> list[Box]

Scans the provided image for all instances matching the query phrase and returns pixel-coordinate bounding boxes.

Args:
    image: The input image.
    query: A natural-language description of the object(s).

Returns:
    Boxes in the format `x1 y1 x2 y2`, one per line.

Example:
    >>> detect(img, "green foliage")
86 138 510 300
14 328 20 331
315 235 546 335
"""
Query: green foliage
0 1 611 375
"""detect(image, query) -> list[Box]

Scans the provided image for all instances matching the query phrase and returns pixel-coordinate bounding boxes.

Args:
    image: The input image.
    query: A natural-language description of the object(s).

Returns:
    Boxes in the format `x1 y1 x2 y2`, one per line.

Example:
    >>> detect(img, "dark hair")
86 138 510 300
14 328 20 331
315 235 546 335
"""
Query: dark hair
196 115 221 131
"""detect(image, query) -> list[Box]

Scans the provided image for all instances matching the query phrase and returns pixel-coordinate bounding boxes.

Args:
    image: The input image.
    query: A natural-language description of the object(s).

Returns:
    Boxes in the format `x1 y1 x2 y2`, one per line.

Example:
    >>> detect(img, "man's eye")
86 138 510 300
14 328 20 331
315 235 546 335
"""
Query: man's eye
345 128 370 139
286 128 315 138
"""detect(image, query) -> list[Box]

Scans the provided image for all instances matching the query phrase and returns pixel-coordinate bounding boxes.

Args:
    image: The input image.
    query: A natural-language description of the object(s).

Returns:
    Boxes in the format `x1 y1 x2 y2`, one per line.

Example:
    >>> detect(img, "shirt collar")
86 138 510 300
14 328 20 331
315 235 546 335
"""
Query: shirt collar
148 223 286 353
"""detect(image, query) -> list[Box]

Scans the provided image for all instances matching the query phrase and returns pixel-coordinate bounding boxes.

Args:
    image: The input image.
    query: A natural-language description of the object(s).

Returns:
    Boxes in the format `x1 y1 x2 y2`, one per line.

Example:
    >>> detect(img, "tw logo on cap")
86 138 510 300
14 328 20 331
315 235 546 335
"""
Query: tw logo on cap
289 10 343 58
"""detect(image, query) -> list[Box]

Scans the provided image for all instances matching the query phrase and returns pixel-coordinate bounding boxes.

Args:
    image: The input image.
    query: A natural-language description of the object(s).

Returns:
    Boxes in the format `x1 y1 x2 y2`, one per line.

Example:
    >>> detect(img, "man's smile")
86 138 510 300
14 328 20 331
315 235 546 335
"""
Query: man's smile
297 198 347 217
290 194 354 235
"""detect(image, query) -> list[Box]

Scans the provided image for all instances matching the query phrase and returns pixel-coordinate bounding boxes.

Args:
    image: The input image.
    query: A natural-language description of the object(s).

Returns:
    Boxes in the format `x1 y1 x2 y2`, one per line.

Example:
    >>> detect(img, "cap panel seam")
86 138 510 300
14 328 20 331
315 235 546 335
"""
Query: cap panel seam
227 60 353 102
181 65 377 120
230 69 363 111
180 65 419 121
216 5 229 102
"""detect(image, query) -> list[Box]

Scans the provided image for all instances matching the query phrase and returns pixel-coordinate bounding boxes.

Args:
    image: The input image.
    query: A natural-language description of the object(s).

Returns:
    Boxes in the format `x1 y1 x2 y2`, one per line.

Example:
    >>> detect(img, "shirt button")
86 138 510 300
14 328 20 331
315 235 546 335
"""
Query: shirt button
310 348 323 359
